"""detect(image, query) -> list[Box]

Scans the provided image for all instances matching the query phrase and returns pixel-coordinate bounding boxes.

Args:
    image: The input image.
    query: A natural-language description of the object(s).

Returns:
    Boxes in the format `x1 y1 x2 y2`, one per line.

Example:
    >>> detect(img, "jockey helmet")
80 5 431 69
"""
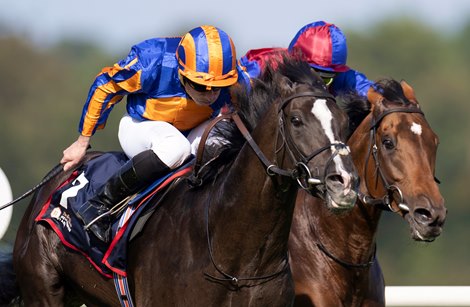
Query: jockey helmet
176 25 238 88
288 21 349 73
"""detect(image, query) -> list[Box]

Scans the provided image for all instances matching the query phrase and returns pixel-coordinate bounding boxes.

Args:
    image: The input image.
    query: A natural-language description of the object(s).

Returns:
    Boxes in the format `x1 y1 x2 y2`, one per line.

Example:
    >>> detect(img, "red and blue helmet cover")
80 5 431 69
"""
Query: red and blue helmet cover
288 21 349 73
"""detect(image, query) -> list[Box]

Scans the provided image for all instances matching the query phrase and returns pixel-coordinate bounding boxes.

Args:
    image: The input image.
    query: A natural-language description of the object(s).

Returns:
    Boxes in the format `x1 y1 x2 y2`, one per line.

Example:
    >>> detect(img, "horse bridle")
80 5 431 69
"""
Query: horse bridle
313 106 425 269
237 91 350 190
202 90 350 288
193 91 350 192
359 106 425 213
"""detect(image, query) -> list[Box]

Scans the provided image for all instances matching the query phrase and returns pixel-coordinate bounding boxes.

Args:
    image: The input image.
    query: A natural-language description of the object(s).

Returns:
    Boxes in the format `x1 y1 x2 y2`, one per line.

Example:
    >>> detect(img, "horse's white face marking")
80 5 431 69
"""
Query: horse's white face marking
312 99 335 143
311 99 351 190
411 122 422 135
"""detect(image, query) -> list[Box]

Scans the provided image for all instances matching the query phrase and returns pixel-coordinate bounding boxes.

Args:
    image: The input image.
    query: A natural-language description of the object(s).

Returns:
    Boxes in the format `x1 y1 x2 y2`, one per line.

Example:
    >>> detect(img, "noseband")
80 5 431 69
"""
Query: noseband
360 106 424 212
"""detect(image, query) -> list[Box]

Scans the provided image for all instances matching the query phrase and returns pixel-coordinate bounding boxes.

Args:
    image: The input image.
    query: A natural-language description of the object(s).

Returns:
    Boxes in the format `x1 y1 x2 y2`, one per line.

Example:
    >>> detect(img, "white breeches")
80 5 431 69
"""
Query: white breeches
118 113 212 169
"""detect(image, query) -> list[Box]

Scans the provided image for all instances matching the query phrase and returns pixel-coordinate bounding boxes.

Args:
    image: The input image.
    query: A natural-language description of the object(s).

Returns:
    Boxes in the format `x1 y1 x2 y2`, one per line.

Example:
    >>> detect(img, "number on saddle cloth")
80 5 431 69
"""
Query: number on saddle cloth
60 152 130 213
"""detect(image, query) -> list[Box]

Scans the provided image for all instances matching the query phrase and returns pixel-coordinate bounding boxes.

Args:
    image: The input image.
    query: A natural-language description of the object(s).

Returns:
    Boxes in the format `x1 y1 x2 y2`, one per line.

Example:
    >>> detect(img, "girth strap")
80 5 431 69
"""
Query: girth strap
113 273 134 307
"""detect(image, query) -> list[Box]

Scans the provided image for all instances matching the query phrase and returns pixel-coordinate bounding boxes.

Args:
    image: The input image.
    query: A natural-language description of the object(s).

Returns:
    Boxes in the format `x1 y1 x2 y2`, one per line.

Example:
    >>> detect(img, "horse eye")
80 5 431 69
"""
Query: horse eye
290 116 302 126
382 138 395 150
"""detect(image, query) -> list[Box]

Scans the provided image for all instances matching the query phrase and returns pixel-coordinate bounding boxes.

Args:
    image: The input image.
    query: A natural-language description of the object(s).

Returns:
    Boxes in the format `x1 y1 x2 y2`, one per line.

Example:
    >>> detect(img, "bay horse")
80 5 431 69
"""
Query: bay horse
0 55 359 306
289 79 447 307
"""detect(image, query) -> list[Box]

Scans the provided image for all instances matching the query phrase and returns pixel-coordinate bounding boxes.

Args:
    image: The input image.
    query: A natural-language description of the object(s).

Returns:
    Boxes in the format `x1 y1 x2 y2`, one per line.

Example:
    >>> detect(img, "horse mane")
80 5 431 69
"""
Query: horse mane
195 53 325 184
339 78 412 136
232 52 325 130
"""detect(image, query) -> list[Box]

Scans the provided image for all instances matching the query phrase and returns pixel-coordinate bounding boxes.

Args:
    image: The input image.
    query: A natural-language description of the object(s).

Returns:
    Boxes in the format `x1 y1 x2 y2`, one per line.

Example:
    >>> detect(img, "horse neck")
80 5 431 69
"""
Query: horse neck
293 189 379 266
323 114 384 254
211 107 297 268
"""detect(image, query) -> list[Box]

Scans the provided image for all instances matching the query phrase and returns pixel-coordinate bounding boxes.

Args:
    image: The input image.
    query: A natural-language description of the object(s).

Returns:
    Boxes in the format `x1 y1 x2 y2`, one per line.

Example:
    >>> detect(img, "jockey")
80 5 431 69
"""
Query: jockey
240 21 373 98
61 25 248 243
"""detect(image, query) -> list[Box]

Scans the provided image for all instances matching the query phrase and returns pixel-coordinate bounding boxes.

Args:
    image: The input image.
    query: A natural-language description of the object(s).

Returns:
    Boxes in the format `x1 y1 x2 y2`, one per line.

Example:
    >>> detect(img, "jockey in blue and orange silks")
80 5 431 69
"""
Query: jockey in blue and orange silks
240 21 374 98
61 25 250 243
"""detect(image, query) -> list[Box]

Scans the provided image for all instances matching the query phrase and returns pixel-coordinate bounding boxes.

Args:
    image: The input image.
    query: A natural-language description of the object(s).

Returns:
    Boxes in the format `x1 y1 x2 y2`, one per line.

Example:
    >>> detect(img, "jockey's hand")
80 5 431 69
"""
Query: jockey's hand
61 135 91 171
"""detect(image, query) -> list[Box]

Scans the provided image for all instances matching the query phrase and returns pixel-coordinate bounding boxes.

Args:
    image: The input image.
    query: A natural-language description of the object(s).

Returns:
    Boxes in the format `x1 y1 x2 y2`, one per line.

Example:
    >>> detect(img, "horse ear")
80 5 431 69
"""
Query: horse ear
278 75 295 95
401 80 418 104
367 87 384 112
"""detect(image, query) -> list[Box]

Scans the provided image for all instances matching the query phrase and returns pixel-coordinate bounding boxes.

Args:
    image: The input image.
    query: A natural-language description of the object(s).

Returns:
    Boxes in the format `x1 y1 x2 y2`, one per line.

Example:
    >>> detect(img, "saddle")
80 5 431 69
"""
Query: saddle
36 151 192 277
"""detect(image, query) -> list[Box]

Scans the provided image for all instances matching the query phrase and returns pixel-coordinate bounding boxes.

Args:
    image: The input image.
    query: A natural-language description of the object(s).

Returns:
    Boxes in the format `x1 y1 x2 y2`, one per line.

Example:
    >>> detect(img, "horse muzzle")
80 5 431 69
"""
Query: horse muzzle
403 195 447 242
304 170 359 212
324 171 359 211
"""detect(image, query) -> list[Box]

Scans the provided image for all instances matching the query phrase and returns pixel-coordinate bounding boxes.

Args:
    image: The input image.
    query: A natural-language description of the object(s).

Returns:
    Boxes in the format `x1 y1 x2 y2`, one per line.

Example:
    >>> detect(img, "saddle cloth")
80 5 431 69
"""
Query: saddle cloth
36 152 192 278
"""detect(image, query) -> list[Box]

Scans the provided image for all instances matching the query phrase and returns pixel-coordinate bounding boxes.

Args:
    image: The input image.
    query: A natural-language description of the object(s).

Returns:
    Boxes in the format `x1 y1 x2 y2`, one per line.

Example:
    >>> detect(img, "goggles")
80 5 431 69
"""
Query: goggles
321 76 334 86
313 69 336 87
184 77 222 93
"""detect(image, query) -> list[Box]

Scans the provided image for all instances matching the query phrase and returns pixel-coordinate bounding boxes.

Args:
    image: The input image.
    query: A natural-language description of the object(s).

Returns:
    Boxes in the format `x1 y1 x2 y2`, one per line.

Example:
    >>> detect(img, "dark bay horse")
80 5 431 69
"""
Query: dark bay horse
289 79 447 307
0 55 359 306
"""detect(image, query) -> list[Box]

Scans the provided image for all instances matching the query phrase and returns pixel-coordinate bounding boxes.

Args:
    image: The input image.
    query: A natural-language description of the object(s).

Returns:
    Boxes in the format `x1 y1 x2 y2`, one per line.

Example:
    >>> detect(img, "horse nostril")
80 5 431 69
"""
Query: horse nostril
326 174 344 185
430 208 447 228
413 208 433 224
325 173 354 196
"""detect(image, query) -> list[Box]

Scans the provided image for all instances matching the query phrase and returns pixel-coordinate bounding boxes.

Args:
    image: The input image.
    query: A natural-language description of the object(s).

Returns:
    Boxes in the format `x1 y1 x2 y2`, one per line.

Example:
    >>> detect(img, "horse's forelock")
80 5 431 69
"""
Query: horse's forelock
340 78 415 136
375 79 411 107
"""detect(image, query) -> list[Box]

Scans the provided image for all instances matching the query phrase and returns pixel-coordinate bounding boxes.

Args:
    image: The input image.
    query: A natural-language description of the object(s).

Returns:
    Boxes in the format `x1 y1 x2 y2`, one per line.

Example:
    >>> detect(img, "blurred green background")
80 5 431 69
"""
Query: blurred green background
0 18 469 286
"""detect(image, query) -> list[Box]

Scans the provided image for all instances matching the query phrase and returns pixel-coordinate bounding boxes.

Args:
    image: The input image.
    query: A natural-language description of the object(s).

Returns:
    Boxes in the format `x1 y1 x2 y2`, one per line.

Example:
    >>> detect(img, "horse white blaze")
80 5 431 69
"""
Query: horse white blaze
311 99 351 191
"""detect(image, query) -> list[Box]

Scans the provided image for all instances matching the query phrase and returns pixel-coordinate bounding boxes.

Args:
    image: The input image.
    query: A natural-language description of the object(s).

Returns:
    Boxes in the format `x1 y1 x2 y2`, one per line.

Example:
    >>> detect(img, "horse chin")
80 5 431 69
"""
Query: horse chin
306 184 357 212
324 190 357 213
404 213 442 242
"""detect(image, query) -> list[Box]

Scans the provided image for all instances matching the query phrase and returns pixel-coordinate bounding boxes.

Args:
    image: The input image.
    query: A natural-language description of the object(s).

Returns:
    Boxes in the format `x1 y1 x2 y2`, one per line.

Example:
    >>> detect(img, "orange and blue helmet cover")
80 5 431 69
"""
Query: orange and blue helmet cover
176 25 238 87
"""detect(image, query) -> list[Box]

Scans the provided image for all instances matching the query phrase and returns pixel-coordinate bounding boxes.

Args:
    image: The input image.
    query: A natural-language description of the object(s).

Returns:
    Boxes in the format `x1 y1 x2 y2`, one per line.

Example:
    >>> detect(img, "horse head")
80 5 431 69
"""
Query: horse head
253 55 359 211
351 79 446 241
